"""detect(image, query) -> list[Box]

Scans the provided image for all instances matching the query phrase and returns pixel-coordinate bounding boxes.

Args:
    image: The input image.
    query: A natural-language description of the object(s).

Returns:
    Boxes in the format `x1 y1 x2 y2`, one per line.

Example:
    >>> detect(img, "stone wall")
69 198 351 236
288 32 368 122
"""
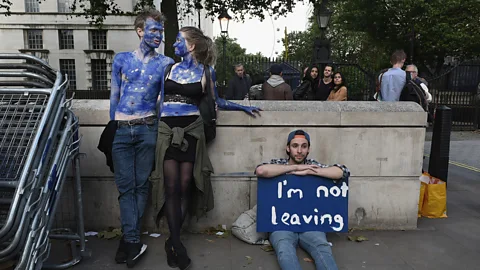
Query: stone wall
64 100 427 232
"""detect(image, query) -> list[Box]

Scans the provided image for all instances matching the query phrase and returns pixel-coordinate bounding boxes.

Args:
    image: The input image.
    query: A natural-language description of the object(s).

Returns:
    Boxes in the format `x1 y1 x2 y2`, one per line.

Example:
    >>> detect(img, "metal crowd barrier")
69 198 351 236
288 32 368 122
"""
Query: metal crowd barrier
0 54 88 269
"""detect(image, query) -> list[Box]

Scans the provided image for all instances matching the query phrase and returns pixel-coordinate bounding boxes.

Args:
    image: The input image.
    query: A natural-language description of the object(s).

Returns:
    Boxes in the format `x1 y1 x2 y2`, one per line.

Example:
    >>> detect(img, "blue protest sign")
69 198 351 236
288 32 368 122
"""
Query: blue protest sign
257 175 349 233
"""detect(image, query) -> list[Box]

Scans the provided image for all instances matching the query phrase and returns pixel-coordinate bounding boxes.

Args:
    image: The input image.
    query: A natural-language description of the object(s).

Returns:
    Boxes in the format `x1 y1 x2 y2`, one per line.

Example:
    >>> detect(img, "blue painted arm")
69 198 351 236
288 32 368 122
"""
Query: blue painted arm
209 67 261 117
109 54 122 120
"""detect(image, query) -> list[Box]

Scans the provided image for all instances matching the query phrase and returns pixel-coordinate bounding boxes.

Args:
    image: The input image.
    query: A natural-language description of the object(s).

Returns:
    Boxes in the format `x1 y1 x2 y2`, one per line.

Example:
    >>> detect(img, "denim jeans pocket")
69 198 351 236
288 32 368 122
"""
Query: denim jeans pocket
145 121 159 131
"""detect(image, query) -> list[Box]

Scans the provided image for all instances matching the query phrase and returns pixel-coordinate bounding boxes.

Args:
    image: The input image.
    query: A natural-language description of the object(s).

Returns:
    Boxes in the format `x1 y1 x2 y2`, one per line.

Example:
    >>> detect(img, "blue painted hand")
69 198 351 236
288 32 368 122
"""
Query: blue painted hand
245 106 262 117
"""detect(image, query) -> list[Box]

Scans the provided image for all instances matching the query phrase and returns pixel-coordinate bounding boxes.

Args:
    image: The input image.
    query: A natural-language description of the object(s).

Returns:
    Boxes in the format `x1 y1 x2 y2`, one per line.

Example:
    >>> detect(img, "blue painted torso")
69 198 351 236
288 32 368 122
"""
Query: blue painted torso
110 51 173 120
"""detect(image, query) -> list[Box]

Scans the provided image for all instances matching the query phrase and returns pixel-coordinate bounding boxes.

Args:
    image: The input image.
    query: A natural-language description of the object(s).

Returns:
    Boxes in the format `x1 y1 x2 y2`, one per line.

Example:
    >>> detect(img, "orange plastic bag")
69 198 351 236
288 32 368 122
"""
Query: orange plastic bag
419 173 447 218
418 182 427 217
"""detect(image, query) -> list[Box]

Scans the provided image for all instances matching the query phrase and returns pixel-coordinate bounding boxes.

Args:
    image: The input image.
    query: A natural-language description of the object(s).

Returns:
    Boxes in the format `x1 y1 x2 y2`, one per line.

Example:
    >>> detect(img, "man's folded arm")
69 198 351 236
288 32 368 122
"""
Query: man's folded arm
255 164 298 178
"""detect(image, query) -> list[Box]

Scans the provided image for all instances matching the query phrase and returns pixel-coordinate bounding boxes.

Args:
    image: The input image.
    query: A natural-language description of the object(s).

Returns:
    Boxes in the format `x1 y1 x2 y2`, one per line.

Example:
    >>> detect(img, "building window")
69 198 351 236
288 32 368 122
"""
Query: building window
58 0 73 13
89 30 107 50
59 59 77 90
58 30 74 49
25 30 43 49
91 59 108 90
25 0 40 12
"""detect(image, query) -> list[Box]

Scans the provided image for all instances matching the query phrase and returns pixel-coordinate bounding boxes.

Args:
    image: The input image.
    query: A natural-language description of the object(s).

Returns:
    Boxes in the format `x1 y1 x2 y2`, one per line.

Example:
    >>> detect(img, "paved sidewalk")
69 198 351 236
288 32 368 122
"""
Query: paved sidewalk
47 133 480 270
49 170 480 270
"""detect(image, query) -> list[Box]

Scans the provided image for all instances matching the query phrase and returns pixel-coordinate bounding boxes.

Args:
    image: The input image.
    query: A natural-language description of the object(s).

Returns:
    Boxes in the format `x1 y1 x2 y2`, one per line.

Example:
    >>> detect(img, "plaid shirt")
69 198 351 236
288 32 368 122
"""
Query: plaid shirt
260 158 350 182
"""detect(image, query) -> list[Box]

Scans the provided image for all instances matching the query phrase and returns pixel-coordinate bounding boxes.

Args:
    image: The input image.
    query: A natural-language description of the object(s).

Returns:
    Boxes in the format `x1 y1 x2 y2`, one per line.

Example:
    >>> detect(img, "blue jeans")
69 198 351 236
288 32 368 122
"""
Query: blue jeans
112 122 157 243
270 231 338 270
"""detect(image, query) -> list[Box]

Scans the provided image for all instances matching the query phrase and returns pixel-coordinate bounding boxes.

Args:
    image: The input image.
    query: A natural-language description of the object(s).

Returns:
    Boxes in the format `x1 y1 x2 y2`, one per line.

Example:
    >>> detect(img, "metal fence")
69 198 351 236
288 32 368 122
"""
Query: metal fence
66 57 479 130
426 61 480 130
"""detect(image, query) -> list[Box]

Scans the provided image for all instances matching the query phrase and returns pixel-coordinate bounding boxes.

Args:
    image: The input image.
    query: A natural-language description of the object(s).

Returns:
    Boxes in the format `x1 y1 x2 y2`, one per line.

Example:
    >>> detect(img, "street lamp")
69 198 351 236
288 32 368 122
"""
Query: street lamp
315 4 333 37
218 10 232 86
195 1 203 30
313 2 333 65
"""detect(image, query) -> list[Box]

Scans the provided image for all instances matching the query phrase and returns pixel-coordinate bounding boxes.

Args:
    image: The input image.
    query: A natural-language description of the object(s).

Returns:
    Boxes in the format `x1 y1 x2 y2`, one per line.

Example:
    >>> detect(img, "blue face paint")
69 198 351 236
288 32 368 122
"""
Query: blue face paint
173 32 188 57
142 18 163 49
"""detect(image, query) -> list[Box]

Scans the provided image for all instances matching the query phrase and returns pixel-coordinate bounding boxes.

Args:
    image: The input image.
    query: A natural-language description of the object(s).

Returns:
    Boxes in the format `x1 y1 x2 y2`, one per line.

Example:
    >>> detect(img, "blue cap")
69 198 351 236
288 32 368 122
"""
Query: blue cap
287 130 311 145
270 64 283 75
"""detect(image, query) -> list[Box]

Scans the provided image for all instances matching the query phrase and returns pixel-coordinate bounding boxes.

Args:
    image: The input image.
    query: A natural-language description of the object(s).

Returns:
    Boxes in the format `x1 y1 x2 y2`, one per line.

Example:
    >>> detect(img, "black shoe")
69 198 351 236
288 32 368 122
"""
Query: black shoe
126 242 148 268
165 238 178 268
115 237 127 264
176 245 191 270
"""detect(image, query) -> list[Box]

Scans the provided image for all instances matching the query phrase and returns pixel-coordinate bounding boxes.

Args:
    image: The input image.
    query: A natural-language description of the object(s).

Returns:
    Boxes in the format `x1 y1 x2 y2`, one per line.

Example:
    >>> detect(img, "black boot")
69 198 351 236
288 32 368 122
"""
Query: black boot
126 242 148 268
164 238 178 268
175 244 191 270
115 236 127 264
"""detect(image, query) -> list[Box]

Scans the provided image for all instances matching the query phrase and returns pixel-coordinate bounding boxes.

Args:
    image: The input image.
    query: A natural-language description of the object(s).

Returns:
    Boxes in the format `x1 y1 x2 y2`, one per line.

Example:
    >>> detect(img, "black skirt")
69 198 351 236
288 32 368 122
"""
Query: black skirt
162 115 199 162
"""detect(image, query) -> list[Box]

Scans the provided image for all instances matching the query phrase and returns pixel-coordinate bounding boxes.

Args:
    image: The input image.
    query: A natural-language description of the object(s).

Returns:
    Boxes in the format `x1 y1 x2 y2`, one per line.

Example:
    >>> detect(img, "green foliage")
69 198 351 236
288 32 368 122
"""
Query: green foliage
336 0 480 75
214 36 265 85
282 0 480 76
0 0 13 14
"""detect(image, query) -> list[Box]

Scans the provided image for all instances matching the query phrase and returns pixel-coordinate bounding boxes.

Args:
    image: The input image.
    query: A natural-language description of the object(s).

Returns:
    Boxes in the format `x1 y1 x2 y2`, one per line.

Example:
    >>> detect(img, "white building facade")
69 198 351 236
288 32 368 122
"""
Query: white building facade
0 0 213 91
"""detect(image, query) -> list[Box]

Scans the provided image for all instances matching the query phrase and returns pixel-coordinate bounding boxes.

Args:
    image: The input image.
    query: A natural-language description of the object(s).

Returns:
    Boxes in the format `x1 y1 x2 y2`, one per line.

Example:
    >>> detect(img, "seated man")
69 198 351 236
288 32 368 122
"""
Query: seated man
255 130 350 270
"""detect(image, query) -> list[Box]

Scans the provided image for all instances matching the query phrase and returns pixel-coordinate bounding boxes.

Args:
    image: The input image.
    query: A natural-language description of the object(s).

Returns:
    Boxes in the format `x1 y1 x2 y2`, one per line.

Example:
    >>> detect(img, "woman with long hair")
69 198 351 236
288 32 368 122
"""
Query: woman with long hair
149 26 261 270
327 72 348 101
293 65 319 100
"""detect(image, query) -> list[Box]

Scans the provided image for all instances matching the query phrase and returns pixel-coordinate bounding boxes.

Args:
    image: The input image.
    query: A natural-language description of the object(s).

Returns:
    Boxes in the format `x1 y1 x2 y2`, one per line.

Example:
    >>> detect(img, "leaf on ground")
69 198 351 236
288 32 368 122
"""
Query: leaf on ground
356 236 369 242
97 228 122 240
205 239 214 243
261 245 274 252
347 235 369 242
203 225 228 235
245 255 253 264
303 257 314 263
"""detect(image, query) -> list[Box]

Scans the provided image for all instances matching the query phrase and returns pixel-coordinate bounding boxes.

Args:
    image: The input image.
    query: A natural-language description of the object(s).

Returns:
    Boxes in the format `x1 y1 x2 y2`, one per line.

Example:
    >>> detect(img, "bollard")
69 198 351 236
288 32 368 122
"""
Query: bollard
428 105 452 183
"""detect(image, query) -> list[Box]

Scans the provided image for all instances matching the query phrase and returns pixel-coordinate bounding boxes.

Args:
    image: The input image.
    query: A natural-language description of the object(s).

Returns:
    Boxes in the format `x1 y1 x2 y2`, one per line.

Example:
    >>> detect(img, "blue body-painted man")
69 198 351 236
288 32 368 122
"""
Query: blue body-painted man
159 27 261 270
110 9 174 268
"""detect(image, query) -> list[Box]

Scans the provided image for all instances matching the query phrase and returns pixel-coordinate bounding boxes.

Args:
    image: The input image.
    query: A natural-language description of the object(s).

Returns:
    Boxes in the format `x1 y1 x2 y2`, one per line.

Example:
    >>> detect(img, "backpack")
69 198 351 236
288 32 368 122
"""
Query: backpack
400 79 433 122
164 64 217 143
198 66 217 143
374 68 389 101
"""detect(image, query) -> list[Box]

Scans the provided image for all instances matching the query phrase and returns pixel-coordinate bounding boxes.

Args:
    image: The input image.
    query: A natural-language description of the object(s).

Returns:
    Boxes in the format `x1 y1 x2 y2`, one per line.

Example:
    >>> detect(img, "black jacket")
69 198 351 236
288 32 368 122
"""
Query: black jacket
293 80 315 100
225 75 251 100
97 120 117 173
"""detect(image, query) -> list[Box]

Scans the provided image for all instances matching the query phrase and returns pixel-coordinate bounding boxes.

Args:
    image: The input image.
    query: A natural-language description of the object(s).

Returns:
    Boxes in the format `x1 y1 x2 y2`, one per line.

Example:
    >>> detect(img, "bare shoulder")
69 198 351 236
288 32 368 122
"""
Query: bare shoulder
113 52 132 63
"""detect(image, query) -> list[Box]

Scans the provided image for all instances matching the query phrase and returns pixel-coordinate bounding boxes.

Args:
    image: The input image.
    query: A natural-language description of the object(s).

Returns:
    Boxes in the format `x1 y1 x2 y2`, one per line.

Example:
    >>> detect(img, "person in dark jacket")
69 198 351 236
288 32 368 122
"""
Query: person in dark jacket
262 64 293 100
248 73 265 100
225 64 251 100
293 65 319 100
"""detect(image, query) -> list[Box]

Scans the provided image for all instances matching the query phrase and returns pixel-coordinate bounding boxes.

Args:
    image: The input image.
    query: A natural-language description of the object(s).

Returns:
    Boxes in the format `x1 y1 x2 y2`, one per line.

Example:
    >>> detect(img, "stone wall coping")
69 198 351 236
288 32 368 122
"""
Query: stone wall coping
72 100 425 113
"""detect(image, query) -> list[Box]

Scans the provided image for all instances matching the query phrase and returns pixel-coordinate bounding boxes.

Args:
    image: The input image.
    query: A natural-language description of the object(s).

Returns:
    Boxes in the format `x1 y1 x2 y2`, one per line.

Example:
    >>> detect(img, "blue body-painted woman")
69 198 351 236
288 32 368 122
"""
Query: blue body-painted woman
161 32 261 117
160 27 261 270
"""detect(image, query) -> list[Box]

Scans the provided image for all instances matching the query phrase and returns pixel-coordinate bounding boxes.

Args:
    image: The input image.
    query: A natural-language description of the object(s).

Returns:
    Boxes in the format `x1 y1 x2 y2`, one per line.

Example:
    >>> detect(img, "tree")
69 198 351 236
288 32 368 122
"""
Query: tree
281 0 480 76
214 37 264 85
336 0 480 76
0 0 316 59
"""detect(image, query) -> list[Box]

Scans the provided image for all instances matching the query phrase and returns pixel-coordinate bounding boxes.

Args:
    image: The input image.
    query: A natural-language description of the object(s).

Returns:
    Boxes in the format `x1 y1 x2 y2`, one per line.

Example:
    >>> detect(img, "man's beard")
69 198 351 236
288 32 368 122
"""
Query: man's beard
289 152 307 164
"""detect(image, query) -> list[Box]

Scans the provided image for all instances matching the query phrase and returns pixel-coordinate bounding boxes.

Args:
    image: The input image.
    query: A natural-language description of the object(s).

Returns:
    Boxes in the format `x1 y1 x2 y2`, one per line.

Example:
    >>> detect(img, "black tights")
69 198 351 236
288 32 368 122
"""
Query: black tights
164 159 194 250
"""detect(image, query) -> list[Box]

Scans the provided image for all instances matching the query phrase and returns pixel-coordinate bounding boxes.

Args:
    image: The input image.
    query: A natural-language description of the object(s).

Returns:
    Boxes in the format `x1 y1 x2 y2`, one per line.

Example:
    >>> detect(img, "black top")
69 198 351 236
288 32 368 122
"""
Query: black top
315 79 334 101
164 79 204 104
